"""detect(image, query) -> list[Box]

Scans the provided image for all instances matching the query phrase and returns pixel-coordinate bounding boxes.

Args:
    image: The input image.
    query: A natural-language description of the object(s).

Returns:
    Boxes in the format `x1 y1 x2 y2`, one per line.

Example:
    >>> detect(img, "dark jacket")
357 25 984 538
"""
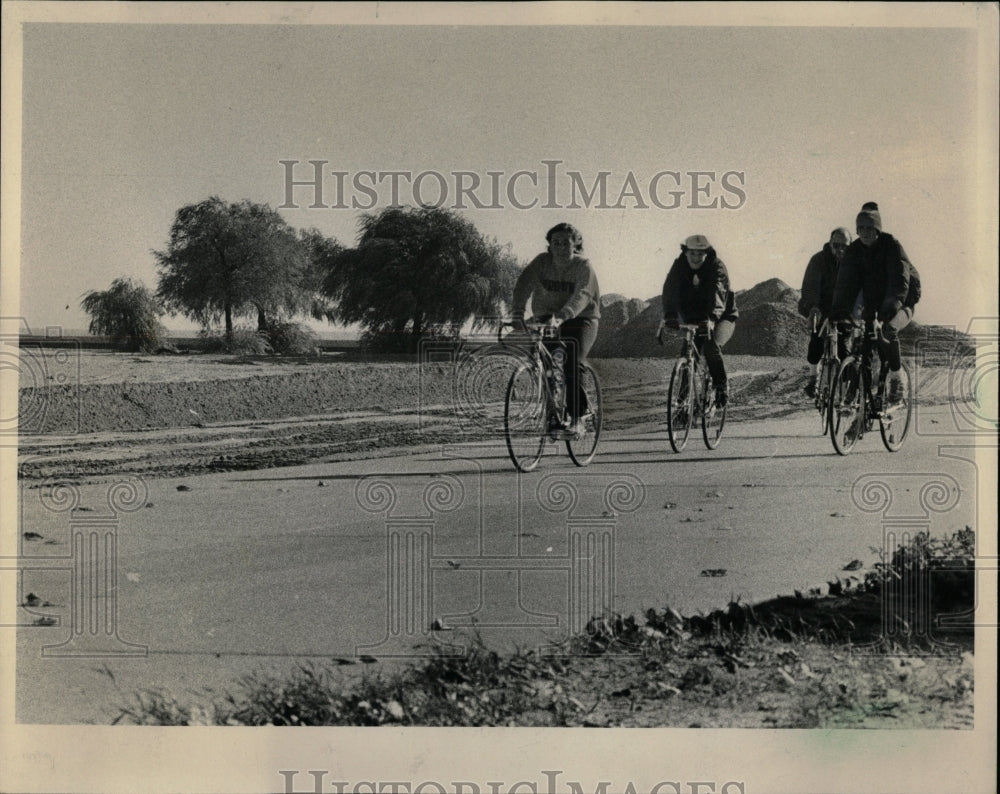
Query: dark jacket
831 232 911 322
798 243 840 318
662 250 738 324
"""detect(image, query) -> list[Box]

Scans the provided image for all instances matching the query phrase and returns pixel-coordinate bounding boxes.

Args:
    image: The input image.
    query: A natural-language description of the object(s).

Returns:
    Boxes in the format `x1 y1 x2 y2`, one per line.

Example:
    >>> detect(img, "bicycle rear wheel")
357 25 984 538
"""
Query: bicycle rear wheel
566 364 602 466
816 359 836 436
666 359 694 453
504 364 546 472
879 363 912 452
701 370 726 449
829 357 863 455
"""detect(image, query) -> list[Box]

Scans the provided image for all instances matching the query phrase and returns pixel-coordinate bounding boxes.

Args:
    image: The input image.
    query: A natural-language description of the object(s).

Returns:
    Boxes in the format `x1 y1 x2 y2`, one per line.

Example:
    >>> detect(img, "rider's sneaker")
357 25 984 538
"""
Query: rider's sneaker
843 422 858 444
567 418 587 438
714 386 728 408
548 415 563 440
804 376 817 399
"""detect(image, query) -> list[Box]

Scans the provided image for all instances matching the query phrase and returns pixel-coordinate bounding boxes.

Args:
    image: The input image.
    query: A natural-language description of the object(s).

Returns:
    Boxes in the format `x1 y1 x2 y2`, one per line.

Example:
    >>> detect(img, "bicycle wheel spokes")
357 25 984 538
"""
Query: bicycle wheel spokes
504 365 546 471
566 364 602 466
880 364 912 452
666 360 694 453
701 372 726 450
830 358 863 455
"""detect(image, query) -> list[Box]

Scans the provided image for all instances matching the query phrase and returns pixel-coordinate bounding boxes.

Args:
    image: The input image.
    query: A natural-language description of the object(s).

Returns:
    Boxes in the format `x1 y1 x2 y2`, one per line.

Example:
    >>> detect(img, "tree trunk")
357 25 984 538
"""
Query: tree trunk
225 303 233 341
256 307 268 332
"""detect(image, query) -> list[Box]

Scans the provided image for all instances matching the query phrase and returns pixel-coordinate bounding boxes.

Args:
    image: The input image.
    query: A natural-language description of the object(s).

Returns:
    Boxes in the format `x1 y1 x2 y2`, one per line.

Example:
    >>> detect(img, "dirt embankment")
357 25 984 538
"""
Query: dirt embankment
16 350 961 483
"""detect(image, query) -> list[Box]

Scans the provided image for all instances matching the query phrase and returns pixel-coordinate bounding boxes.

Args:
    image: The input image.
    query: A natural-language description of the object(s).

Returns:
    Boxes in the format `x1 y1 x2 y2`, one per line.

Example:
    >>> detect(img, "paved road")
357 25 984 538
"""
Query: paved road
14 404 984 723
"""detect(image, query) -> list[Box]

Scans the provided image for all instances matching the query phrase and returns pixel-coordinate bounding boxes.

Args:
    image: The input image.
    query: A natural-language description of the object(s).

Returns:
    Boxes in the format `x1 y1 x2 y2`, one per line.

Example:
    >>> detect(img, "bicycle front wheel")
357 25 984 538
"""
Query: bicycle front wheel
666 359 694 453
566 364 602 466
829 357 863 455
504 364 546 472
816 359 837 436
879 363 912 452
701 371 726 450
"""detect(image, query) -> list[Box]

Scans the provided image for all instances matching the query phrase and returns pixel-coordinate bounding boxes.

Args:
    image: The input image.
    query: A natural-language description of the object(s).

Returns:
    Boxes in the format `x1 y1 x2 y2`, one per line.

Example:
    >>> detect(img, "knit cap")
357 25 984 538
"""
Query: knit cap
856 201 882 230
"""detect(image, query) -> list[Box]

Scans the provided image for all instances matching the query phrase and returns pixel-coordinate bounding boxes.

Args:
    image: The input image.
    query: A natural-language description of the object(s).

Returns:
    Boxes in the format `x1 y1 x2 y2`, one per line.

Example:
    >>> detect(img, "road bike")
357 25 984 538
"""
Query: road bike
809 316 855 436
500 320 602 472
659 323 726 453
828 321 913 455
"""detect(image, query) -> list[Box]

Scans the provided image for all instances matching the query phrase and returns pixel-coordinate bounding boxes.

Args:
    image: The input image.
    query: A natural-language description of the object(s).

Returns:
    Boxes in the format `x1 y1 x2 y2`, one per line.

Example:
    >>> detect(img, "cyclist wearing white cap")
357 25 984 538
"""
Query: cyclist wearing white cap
658 234 739 407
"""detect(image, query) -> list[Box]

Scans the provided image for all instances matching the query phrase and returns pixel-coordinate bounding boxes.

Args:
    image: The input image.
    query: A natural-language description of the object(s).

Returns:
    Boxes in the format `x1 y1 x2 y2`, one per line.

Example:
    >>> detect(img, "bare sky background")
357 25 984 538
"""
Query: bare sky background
8 7 997 335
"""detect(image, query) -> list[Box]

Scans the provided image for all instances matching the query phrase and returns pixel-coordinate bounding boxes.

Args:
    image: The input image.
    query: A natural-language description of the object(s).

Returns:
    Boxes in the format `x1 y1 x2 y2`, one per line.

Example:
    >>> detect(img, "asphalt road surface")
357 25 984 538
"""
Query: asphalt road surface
15 403 985 724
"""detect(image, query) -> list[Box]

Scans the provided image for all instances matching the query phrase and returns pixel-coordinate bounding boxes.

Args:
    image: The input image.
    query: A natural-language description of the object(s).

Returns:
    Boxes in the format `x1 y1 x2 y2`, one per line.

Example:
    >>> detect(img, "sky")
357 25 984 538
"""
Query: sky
4 3 998 336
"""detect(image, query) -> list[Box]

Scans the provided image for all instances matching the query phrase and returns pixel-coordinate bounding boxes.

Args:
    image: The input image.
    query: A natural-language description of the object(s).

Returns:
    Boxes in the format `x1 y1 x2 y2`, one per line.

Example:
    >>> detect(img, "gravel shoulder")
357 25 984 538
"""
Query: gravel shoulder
17 349 958 482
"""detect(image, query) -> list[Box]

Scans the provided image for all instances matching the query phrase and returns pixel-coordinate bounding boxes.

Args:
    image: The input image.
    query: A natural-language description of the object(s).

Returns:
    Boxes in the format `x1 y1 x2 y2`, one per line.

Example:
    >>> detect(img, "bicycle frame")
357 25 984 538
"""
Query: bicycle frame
662 323 725 452
499 319 603 471
812 317 844 435
829 320 911 454
500 322 565 425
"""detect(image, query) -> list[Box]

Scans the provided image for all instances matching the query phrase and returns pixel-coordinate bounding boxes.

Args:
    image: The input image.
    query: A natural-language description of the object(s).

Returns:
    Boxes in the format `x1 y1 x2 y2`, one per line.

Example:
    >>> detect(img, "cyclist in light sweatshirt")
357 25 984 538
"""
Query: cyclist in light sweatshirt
511 223 601 436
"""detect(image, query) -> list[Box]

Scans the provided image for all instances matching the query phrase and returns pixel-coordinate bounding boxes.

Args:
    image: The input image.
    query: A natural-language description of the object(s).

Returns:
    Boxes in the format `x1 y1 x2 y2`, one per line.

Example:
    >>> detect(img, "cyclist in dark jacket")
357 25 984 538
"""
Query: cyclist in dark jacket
830 202 915 402
799 227 853 397
658 234 739 407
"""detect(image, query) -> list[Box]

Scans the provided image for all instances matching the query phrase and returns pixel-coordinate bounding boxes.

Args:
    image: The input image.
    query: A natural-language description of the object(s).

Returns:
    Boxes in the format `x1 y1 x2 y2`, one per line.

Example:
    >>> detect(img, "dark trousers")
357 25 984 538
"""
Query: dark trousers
548 316 599 420
695 319 735 388
808 321 850 365
872 307 912 371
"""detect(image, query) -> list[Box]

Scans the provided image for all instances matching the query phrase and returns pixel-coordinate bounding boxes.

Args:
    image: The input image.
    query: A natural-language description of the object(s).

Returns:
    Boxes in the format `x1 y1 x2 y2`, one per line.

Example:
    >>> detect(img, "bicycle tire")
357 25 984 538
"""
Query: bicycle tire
566 363 602 466
503 364 546 472
879 362 912 452
666 359 694 453
829 357 863 455
700 370 725 449
816 359 836 436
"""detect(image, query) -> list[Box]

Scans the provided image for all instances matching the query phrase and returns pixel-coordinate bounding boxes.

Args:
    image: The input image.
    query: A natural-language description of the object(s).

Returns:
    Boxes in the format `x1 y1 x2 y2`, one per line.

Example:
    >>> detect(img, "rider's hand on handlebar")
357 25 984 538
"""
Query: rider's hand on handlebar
697 319 715 336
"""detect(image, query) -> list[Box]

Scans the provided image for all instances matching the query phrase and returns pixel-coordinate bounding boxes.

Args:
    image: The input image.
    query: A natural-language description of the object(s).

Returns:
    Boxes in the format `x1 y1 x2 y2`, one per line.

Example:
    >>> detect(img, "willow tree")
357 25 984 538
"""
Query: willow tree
321 206 520 351
154 197 319 341
80 277 166 352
